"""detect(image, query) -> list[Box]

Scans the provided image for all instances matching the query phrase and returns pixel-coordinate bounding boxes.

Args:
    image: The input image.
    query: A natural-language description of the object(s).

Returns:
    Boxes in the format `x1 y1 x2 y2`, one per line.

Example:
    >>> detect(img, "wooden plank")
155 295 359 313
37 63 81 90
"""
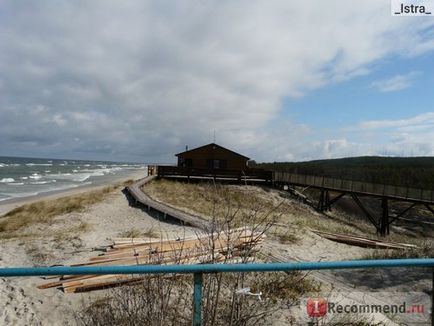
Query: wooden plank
312 230 418 250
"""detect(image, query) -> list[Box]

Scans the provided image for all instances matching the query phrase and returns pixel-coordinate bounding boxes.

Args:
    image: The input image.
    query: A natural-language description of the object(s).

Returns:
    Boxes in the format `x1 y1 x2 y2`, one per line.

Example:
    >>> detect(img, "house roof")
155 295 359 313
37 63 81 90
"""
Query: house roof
175 143 250 160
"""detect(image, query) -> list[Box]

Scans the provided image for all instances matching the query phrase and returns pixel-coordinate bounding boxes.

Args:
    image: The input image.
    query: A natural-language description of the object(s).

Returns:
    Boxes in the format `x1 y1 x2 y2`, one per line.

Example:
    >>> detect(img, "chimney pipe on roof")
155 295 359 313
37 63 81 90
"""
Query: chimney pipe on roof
186 145 188 151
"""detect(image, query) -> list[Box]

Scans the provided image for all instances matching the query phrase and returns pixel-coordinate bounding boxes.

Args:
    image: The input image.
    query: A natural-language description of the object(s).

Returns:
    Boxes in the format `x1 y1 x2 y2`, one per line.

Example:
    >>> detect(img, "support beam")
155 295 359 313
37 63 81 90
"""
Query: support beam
388 203 417 225
425 204 434 216
380 198 389 236
317 190 325 211
351 194 379 232
328 193 346 207
325 190 331 211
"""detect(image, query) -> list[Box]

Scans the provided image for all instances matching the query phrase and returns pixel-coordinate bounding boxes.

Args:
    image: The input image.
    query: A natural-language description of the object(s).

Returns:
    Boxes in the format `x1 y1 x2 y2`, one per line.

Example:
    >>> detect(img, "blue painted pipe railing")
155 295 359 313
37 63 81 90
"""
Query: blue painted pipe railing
1 259 434 326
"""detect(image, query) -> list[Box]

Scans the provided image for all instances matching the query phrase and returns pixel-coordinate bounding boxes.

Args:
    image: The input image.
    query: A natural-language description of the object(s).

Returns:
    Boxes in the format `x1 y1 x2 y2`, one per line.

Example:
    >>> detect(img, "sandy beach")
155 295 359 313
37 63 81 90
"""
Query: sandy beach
0 169 146 216
0 174 198 325
0 176 431 325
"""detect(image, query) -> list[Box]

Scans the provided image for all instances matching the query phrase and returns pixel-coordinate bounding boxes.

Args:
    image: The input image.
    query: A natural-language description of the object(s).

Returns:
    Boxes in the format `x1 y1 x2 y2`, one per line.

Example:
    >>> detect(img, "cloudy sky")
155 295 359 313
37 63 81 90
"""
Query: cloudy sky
1 1 434 163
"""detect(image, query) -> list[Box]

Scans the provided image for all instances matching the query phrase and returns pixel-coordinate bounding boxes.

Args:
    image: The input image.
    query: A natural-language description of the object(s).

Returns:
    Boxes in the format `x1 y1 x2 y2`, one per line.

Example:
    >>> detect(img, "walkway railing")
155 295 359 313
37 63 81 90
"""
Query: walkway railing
274 172 434 204
1 259 434 325
156 165 273 183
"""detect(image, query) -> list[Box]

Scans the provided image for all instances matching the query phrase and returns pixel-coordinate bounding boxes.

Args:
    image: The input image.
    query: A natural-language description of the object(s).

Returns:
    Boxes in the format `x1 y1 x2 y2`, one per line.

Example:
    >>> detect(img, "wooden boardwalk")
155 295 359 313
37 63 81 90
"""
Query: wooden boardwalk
274 172 434 205
126 176 210 230
274 172 434 235
127 170 433 236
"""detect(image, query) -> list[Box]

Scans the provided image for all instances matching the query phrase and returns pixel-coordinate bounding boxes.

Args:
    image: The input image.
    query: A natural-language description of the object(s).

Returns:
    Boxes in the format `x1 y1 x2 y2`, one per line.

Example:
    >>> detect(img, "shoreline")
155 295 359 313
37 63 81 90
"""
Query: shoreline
0 169 146 216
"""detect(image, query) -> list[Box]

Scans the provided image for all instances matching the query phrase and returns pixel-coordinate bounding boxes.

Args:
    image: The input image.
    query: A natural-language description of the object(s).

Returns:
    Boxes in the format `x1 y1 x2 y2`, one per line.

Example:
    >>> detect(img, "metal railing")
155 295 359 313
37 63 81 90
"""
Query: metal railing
1 259 434 325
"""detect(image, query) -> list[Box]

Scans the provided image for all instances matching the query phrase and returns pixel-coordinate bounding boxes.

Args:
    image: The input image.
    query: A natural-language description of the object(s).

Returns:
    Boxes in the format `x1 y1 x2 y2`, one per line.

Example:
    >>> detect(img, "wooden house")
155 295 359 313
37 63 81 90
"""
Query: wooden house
176 143 249 170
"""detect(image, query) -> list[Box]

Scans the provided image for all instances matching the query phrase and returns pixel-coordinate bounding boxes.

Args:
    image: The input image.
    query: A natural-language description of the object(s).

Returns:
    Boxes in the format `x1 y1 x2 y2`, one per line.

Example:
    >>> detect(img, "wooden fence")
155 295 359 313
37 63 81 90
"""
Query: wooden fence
154 165 273 183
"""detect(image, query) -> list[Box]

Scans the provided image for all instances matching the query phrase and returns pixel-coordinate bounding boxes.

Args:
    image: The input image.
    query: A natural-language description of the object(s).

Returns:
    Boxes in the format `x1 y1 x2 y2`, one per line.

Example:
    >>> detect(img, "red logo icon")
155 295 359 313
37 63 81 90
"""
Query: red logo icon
307 297 327 317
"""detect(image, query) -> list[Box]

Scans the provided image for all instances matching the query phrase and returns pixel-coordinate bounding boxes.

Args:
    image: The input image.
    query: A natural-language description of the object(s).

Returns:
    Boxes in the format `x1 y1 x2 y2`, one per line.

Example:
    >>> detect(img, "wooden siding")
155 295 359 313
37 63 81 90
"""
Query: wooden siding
176 143 248 170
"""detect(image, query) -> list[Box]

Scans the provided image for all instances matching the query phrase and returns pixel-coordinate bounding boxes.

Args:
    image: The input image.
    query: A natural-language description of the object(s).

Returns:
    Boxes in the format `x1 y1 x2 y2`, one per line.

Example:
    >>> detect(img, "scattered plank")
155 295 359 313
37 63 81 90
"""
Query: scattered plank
311 230 418 250
38 227 264 293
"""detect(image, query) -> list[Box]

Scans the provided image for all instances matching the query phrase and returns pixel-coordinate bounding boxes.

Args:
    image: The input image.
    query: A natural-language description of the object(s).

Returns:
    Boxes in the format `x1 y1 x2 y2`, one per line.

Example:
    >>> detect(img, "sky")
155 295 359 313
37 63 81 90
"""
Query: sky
0 1 434 163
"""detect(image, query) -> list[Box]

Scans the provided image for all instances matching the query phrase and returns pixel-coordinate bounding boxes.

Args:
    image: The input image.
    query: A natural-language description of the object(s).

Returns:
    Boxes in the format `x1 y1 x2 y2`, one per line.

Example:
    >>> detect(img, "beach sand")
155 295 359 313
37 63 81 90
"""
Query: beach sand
0 173 198 325
0 177 431 325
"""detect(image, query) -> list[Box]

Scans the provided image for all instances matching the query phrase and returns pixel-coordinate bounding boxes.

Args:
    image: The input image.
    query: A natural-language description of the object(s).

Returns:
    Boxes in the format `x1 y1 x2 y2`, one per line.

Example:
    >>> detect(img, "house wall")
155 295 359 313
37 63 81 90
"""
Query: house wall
177 145 248 170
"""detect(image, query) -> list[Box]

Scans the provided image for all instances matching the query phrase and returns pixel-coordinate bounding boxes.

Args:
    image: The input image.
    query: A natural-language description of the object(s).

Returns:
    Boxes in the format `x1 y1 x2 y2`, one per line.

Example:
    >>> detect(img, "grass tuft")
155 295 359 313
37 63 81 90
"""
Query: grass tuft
120 228 160 239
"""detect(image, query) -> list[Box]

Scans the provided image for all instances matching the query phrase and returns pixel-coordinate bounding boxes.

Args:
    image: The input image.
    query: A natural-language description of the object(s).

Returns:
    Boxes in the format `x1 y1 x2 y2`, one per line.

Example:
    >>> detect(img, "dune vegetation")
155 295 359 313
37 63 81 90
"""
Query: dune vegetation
0 181 132 239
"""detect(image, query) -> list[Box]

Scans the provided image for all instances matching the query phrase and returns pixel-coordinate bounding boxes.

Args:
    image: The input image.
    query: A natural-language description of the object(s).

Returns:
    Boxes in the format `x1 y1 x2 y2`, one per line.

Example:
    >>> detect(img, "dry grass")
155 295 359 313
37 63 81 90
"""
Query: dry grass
0 183 122 239
362 240 434 259
143 179 433 248
143 180 377 238
119 227 160 239
143 180 285 228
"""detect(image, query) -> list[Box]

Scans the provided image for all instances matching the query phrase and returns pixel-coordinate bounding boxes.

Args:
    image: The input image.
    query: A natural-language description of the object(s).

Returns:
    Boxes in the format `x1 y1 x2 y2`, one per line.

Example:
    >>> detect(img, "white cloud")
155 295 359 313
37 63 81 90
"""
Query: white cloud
370 72 419 92
0 1 433 162
305 112 434 160
357 112 434 130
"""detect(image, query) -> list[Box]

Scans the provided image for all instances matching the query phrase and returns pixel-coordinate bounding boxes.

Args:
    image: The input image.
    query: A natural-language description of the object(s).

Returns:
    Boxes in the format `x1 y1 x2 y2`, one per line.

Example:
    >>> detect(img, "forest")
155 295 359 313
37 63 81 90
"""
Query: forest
257 156 434 189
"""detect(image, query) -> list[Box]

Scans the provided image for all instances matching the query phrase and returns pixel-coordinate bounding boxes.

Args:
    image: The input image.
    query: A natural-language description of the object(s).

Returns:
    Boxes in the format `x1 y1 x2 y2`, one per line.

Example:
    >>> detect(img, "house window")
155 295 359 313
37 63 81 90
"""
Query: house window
206 159 227 169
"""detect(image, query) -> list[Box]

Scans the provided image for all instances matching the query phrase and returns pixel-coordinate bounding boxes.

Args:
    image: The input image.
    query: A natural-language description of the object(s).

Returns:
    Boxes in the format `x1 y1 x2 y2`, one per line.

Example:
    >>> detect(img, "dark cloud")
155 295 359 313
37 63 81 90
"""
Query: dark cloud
1 1 433 162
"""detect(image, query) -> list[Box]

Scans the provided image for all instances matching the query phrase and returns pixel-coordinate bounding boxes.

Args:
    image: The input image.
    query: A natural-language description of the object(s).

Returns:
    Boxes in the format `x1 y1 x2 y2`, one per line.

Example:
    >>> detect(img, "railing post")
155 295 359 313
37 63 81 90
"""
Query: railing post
193 272 203 326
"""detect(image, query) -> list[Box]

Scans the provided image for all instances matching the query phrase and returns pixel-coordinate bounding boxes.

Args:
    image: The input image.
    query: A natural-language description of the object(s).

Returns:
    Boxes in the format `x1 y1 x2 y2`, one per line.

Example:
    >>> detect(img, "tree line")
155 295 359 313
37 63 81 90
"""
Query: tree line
256 156 434 190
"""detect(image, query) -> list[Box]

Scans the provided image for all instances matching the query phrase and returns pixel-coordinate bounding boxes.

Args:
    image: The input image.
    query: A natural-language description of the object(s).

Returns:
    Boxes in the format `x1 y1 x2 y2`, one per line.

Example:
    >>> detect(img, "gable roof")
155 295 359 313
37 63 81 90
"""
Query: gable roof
175 143 250 160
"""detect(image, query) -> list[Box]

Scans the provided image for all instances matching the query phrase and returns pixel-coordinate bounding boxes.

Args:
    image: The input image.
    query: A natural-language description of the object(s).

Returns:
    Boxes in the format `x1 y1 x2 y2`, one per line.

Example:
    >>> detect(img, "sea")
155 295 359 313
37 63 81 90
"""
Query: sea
0 156 147 202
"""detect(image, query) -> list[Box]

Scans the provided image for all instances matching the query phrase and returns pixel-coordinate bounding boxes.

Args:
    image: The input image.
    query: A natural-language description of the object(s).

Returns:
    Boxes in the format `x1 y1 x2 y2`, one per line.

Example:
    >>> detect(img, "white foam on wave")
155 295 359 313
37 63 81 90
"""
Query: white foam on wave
30 180 56 185
74 175 91 182
29 174 42 180
0 190 39 201
8 182 24 186
21 176 28 180
0 178 15 183
26 163 53 166
0 181 92 202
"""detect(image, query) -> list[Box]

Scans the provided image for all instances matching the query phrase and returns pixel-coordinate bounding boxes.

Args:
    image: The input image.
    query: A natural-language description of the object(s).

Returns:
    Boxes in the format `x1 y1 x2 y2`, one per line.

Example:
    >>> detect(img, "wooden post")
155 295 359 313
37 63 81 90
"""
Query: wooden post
317 190 325 211
325 190 331 211
380 198 389 236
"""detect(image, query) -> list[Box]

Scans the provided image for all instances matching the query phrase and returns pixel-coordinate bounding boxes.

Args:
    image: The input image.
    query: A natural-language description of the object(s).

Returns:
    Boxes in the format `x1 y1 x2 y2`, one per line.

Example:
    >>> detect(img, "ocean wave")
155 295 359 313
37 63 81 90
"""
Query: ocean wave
0 191 39 201
30 180 56 185
0 178 15 183
8 182 24 186
0 163 21 167
0 181 92 202
26 163 53 166
29 174 42 180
